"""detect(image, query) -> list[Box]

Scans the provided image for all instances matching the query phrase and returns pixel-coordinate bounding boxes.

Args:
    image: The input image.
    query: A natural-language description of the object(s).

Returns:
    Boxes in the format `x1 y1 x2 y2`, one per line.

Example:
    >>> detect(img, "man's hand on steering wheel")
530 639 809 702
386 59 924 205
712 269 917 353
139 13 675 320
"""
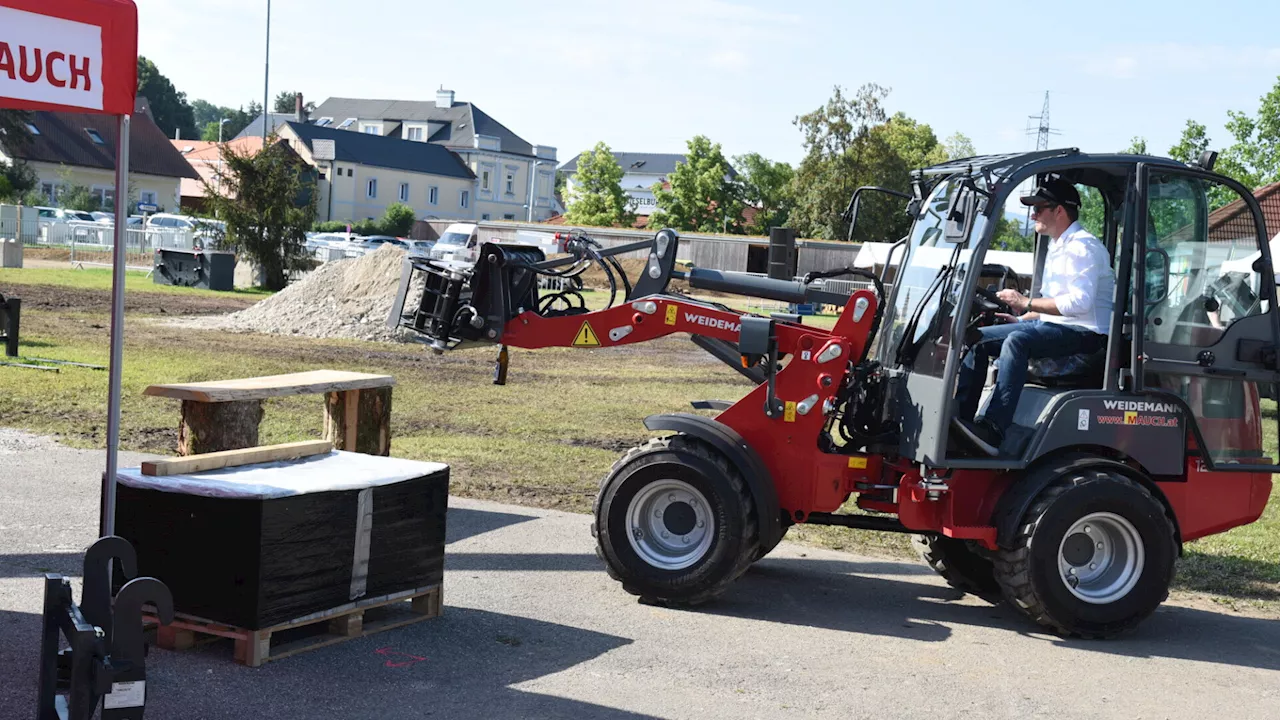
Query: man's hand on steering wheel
996 288 1031 314
975 285 1013 314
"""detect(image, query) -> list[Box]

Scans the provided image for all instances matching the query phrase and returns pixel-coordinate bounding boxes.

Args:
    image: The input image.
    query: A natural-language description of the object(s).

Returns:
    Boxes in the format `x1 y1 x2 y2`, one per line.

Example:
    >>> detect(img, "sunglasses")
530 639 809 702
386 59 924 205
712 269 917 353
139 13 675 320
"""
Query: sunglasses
1030 203 1059 216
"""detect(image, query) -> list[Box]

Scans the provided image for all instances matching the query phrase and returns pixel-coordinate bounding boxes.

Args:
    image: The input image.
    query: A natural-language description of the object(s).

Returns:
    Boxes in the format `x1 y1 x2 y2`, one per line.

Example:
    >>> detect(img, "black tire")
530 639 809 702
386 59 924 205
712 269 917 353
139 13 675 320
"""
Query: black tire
912 534 1001 602
591 434 759 606
993 468 1177 638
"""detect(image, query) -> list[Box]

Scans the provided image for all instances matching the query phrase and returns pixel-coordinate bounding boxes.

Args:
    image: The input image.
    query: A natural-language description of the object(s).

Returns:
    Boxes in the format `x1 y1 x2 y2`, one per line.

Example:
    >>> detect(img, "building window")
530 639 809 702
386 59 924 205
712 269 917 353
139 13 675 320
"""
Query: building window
40 182 62 203
367 178 378 198
481 170 490 192
429 186 439 205
348 168 354 177
338 118 356 129
85 128 106 144
460 190 469 209
92 186 115 210
360 123 382 135
481 213 491 221
399 182 409 202
505 173 514 195
315 117 333 127
139 190 157 206
407 127 423 141
503 213 515 221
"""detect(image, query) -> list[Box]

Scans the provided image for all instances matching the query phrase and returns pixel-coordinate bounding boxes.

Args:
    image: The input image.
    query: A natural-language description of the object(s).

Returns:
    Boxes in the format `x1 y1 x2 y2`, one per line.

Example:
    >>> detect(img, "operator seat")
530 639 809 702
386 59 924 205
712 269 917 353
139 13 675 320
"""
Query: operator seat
1026 343 1107 389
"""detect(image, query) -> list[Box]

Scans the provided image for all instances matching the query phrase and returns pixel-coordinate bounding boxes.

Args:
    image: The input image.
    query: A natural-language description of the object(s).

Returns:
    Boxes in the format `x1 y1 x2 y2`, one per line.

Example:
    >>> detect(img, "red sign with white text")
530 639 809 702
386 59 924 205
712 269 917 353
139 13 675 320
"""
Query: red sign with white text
0 0 136 116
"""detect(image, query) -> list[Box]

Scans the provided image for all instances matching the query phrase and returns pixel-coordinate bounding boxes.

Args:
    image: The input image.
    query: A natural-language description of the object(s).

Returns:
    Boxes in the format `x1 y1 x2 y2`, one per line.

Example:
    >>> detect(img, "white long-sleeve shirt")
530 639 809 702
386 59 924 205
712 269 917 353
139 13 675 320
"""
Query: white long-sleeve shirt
1036 221 1114 334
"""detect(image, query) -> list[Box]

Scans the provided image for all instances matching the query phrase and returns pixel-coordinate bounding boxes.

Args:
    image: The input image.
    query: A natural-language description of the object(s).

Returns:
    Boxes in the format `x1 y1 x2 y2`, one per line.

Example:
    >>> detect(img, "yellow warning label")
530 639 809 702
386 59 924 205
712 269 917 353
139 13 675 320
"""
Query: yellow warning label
665 305 678 325
848 457 868 469
784 401 796 423
1124 411 1138 425
572 322 601 348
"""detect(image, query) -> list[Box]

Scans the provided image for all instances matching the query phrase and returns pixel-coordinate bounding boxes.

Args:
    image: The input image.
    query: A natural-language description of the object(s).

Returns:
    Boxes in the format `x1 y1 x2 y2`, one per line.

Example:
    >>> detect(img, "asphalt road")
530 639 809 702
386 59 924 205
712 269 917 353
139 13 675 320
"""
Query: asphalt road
2 430 1279 719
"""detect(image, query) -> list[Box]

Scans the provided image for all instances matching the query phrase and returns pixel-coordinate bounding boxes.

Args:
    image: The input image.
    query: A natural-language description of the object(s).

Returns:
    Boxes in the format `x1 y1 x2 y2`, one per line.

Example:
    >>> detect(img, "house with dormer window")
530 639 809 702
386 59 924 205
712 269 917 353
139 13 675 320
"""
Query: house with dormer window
309 89 558 222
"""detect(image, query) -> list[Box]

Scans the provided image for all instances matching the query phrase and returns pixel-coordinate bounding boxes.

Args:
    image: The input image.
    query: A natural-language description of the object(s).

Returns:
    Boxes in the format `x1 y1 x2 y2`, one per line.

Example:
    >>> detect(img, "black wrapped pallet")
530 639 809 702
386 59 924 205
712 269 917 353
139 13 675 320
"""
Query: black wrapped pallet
114 452 448 630
152 249 237 291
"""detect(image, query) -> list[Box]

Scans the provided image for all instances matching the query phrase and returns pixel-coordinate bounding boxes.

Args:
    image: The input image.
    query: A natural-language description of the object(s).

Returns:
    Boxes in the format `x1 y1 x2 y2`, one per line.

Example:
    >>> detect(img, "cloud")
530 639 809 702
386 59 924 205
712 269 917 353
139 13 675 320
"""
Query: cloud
1081 44 1280 80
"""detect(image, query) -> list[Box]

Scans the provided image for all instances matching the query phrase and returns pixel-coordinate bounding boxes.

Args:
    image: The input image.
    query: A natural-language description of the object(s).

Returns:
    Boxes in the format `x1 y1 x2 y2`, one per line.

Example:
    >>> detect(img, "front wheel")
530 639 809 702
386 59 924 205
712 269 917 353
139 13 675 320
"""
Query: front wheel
994 467 1177 638
592 435 759 606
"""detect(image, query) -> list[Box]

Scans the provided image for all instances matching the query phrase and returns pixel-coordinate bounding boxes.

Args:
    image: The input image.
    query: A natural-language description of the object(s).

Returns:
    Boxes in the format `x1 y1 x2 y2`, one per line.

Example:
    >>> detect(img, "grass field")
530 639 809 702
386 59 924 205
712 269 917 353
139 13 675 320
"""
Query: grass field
0 266 1275 612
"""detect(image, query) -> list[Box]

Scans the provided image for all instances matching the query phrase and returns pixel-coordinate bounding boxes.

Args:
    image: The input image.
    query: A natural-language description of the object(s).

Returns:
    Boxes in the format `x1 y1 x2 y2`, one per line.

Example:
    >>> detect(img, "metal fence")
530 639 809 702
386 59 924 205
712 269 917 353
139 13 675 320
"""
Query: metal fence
23 222 200 271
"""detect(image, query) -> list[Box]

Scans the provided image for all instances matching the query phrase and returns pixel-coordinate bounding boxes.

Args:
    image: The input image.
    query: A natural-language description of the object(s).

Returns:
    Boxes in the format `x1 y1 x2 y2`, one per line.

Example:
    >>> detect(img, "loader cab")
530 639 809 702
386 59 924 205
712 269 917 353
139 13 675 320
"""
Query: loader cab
870 149 1280 476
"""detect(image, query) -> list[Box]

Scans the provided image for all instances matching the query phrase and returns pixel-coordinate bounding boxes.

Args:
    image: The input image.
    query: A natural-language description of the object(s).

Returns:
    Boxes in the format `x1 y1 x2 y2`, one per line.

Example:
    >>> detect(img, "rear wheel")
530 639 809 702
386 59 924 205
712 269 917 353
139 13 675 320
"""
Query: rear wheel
994 468 1176 638
592 435 758 606
913 534 1001 602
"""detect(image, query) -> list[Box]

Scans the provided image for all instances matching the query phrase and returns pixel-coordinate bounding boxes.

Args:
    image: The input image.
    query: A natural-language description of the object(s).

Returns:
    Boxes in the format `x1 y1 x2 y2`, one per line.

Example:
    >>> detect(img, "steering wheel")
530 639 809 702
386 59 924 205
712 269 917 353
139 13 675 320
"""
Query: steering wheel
974 285 1013 315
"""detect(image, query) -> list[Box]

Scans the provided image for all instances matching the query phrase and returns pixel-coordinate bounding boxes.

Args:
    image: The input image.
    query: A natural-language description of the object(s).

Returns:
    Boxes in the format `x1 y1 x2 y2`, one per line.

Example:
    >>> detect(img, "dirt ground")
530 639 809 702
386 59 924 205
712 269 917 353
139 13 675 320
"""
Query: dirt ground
6 283 258 315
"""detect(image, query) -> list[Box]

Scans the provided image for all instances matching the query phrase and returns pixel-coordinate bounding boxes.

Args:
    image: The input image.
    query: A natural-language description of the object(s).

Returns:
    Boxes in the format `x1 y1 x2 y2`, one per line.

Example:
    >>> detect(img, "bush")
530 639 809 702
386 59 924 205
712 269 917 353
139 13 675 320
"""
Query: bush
381 203 417 236
314 203 418 237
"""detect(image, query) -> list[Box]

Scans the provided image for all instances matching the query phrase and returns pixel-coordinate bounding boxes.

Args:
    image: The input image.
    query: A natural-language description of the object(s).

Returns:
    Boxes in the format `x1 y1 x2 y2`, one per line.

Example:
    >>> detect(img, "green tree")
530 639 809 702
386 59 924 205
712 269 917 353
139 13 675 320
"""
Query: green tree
201 102 260 142
274 91 298 114
0 109 34 149
649 135 742 233
733 153 794 235
1124 136 1148 154
943 132 976 161
380 202 417 236
1168 121 1208 165
564 142 634 227
789 85 947 243
992 216 1032 252
137 57 198 140
0 157 37 203
205 138 317 290
191 99 231 130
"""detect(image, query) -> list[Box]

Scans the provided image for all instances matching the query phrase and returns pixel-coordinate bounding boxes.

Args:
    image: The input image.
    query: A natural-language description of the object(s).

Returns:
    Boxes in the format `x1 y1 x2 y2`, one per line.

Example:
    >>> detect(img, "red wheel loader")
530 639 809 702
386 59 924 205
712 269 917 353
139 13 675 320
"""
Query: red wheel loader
390 148 1280 637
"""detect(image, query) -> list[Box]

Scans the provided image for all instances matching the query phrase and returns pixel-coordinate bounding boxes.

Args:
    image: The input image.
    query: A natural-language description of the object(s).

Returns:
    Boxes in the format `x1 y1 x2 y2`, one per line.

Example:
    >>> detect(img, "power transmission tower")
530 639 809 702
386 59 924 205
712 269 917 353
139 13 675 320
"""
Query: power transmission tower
1027 91 1061 151
1020 91 1062 233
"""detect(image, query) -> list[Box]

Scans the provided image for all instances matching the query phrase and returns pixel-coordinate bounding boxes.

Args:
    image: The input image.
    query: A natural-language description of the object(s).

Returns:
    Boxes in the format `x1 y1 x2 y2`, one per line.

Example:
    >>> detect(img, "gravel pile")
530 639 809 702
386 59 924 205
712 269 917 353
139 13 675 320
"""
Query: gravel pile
192 245 419 342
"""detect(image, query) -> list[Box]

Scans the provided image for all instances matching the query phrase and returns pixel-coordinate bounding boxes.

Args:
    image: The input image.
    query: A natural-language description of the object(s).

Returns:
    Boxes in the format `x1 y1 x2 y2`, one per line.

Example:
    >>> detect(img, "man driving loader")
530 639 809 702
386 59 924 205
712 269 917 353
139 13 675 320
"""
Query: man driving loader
951 177 1115 455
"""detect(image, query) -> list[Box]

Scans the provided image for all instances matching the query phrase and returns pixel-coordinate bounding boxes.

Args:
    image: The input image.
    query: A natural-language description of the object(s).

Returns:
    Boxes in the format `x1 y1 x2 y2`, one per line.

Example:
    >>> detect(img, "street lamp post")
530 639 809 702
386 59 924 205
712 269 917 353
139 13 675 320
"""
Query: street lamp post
262 0 271 145
526 160 548 222
218 117 231 143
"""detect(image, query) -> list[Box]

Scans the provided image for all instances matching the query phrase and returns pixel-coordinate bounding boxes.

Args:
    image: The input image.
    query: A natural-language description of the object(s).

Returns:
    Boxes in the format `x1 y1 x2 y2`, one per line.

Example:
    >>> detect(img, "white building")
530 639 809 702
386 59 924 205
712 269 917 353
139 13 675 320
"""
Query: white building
309 90 557 222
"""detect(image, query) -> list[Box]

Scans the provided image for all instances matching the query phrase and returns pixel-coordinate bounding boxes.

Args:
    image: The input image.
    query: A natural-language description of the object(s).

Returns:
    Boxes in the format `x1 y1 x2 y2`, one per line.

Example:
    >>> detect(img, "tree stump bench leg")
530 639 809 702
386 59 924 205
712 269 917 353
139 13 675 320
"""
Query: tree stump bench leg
323 387 392 456
179 400 264 456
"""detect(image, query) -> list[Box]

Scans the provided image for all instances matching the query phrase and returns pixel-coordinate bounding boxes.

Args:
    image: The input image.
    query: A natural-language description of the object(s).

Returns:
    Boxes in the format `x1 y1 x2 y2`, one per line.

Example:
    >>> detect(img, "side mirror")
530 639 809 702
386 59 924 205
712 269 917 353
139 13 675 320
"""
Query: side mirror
944 188 973 241
1145 248 1170 304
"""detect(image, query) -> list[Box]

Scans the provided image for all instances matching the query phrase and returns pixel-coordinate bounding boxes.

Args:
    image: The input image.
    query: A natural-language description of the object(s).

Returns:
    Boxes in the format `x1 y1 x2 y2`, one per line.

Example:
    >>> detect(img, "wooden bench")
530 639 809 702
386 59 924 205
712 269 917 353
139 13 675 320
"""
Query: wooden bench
144 370 395 456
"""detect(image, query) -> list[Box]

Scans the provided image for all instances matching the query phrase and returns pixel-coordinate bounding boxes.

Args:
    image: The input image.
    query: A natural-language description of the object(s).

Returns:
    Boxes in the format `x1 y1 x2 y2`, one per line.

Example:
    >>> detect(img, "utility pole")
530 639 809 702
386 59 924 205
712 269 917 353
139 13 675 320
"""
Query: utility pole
262 0 271 145
1023 91 1061 232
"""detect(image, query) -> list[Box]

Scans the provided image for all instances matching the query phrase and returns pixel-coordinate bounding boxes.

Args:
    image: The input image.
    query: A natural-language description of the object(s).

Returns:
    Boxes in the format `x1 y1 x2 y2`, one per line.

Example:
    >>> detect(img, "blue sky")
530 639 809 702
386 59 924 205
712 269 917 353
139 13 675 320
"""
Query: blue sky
138 0 1280 168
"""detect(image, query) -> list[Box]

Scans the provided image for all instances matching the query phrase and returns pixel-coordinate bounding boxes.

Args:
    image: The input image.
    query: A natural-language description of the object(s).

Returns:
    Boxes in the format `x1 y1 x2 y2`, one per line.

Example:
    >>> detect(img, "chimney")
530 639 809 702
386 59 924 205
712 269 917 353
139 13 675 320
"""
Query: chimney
174 127 180 140
436 87 455 109
295 92 305 122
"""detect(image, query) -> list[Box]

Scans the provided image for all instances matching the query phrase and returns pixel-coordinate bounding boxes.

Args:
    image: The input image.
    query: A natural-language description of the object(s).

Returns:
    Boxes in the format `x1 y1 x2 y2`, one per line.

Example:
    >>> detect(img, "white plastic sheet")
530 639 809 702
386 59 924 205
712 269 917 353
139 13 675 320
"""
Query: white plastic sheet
116 451 448 499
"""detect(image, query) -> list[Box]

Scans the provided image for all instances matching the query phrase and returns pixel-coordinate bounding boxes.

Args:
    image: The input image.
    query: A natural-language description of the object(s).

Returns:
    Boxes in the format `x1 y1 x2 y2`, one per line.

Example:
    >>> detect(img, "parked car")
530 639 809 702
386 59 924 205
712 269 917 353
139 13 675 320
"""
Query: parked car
91 211 115 224
404 239 435 257
145 213 227 249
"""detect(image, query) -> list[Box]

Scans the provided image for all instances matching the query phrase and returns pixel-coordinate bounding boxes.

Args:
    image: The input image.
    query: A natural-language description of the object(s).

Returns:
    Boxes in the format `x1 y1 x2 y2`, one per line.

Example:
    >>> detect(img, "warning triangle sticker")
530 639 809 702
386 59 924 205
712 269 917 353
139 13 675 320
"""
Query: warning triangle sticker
572 322 601 348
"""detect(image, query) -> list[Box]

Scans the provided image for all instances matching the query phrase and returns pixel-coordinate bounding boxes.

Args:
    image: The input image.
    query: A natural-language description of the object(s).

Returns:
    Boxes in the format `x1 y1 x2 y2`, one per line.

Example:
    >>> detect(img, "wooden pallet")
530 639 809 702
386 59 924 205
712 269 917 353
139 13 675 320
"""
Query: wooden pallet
144 584 442 667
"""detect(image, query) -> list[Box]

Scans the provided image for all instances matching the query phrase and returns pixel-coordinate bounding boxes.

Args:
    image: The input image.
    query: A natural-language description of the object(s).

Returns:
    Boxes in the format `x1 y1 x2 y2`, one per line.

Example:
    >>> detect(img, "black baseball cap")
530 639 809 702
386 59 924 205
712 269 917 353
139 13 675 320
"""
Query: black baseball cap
1019 178 1081 207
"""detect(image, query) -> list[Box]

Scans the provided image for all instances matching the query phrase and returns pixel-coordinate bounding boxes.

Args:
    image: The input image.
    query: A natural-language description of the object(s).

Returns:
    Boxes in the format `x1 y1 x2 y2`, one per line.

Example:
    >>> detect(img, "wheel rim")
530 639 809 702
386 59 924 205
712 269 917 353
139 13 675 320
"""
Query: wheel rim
1056 511 1145 605
625 479 714 571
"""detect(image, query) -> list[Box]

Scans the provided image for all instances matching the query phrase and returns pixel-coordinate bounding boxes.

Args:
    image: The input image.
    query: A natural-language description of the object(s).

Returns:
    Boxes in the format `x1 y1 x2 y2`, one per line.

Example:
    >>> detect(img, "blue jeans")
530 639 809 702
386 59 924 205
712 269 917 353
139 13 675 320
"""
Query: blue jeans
955 320 1103 435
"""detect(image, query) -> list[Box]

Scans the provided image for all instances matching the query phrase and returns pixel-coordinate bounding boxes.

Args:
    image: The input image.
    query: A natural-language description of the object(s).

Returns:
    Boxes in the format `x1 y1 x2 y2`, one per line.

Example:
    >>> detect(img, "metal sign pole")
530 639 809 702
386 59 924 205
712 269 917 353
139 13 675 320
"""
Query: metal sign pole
101 113 131 537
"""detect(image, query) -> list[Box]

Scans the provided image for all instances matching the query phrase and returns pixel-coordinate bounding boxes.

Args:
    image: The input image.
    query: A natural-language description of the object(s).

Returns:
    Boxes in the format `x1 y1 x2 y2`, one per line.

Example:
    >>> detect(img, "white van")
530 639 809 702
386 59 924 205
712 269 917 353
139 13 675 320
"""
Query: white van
428 223 479 263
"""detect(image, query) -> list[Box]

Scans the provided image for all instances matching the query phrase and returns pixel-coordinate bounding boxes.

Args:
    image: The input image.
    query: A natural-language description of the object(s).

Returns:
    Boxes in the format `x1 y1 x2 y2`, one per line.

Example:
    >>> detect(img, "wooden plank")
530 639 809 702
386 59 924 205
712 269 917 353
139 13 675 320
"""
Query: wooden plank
344 389 359 450
144 370 396 402
141 440 333 477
